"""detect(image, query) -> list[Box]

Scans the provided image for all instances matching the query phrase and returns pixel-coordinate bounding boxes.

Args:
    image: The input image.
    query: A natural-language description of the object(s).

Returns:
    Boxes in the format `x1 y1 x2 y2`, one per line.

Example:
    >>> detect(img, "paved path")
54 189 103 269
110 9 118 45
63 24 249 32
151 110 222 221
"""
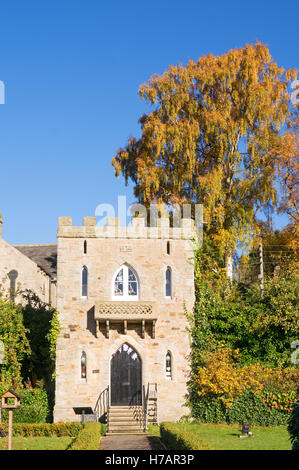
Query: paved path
100 435 164 450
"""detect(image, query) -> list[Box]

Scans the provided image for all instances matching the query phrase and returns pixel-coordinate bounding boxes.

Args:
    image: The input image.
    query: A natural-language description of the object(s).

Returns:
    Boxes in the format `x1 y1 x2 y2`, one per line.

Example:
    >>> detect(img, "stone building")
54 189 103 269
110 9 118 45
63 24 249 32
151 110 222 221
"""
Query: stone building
53 215 195 425
0 212 195 426
0 213 57 306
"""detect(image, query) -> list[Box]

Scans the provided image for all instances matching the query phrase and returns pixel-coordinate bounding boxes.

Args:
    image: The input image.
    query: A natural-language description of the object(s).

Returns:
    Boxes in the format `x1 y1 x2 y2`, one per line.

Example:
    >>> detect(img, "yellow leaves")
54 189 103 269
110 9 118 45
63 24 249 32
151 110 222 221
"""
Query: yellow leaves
112 41 297 253
195 348 264 407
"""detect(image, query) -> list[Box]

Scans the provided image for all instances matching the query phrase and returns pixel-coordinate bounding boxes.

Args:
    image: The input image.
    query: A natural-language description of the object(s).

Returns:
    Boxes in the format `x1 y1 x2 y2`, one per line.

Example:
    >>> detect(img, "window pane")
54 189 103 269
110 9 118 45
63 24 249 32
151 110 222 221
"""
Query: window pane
114 268 123 296
166 352 172 378
166 268 171 297
128 281 137 296
128 269 138 296
128 269 136 282
81 352 87 379
82 268 88 297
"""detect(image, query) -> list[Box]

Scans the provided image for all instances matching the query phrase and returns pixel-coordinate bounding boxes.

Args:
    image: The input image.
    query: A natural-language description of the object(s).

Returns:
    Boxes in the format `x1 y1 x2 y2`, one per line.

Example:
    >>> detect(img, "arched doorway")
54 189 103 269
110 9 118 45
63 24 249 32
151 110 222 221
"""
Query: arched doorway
110 343 142 405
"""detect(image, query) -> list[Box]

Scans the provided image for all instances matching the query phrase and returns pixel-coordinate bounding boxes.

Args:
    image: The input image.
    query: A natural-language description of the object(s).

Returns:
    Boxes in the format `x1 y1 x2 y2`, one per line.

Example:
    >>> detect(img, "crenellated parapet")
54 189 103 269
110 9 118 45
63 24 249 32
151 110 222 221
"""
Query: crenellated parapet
57 216 195 239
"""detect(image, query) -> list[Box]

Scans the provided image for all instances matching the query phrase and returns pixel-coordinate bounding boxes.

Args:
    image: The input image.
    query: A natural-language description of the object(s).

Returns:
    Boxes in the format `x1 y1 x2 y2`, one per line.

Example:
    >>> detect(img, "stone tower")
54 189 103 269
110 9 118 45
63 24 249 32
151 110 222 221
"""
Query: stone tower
53 216 195 423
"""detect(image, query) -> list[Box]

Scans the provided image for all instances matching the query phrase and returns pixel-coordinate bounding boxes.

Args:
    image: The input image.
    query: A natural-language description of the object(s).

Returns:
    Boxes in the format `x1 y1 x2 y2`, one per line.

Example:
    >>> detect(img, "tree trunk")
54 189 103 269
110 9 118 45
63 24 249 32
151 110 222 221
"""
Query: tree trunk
225 251 233 281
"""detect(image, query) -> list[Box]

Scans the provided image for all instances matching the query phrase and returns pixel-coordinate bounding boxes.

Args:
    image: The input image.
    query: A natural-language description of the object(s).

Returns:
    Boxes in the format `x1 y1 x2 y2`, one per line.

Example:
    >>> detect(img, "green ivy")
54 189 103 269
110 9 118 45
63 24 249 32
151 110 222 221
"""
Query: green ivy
186 247 299 424
0 296 30 391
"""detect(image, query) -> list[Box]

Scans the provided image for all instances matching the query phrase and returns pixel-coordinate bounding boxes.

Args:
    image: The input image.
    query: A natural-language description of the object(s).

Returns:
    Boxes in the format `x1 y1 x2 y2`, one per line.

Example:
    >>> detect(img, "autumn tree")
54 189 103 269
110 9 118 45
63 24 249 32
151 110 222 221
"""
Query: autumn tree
112 42 297 278
237 223 299 283
277 103 299 254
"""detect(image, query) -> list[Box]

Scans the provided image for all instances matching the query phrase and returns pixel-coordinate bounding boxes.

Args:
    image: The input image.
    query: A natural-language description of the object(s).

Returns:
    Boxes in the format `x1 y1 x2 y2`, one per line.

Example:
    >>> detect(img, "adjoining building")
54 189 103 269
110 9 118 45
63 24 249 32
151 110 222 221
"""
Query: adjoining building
0 213 57 306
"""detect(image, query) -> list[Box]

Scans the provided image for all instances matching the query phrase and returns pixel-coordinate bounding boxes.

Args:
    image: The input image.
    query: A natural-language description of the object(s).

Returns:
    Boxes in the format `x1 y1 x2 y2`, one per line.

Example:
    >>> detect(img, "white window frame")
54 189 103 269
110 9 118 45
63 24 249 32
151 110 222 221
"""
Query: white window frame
112 264 139 301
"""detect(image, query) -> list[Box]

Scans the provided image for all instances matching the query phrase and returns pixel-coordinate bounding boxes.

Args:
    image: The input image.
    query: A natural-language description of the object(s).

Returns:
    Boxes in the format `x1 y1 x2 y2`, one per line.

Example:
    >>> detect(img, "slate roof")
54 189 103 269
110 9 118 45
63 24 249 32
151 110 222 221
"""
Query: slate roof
14 244 57 279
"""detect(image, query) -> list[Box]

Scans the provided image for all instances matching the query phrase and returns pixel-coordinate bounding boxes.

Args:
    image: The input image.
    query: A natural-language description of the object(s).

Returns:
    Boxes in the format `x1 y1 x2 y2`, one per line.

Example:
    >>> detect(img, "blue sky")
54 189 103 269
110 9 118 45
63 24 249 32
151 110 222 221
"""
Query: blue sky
0 0 297 244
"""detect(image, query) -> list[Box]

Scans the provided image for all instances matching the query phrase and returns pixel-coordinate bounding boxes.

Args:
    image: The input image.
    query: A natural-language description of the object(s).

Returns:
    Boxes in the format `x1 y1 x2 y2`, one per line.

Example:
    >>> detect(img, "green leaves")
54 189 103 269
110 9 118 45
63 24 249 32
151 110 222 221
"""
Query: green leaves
0 297 30 391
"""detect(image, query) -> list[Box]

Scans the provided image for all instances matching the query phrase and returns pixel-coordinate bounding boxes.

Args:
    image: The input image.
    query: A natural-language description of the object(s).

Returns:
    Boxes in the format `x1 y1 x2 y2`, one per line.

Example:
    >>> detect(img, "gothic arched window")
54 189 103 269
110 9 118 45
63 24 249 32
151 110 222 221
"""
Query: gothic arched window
82 266 88 297
113 265 139 301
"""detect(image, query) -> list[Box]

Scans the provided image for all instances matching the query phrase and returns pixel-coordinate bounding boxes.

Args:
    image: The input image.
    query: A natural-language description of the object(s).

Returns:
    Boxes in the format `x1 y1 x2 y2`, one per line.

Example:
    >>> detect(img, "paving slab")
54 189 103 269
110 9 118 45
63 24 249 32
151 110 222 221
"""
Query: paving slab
100 435 164 450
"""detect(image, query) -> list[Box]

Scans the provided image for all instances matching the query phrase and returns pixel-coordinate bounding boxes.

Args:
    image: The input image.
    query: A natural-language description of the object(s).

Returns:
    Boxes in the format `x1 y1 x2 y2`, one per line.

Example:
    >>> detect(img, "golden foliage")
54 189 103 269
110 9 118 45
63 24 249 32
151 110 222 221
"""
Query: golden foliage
195 348 264 407
112 42 297 261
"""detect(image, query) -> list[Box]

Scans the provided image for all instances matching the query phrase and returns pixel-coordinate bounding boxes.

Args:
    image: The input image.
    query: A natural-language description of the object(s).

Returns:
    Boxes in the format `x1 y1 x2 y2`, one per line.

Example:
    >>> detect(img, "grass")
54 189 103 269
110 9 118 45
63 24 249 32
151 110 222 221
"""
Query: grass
0 423 291 450
148 423 161 437
0 436 74 450
158 423 292 450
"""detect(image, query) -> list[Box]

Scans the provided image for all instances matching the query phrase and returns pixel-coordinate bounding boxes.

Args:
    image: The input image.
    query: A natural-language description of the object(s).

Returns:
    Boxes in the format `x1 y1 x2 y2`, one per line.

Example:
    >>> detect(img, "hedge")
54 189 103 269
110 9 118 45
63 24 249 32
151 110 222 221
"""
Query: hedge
68 422 105 450
160 422 212 450
0 422 83 437
189 391 294 426
0 388 49 423
288 400 299 451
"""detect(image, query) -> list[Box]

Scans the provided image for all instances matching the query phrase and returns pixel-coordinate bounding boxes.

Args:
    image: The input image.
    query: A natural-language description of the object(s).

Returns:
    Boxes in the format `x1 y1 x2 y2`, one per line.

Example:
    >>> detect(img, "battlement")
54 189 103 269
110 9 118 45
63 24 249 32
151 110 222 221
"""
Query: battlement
57 216 195 239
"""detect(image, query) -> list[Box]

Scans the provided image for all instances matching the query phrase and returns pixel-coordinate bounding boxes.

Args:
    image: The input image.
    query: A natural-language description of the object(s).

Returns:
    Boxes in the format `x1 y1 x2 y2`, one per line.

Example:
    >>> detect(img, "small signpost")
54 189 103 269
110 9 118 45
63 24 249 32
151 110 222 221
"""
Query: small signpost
0 390 21 450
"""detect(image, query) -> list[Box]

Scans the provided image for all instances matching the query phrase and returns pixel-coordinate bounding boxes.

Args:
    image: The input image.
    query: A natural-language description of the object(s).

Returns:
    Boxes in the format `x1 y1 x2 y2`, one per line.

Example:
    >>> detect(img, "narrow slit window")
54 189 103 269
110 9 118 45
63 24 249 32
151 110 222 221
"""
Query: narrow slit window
167 241 170 255
84 240 87 254
165 267 172 298
82 267 88 297
81 351 87 379
166 351 172 379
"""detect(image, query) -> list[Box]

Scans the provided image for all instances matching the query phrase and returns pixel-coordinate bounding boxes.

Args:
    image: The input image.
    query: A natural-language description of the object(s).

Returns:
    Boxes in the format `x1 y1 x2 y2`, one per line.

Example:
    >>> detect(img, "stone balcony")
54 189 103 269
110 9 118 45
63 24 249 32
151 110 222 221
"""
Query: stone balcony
94 301 157 339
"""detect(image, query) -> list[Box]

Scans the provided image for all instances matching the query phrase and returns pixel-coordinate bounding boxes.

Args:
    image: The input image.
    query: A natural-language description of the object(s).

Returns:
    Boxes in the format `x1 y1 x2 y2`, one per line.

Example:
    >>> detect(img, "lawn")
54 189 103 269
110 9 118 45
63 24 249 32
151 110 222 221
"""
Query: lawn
156 423 292 450
0 436 74 450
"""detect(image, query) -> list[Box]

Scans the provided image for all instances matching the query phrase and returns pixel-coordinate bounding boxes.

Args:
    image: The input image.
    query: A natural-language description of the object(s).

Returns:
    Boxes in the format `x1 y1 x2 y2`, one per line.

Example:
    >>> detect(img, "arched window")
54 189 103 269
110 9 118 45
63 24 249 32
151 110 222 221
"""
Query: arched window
81 351 87 379
165 267 172 298
8 270 18 303
166 351 172 379
113 265 139 301
82 267 88 297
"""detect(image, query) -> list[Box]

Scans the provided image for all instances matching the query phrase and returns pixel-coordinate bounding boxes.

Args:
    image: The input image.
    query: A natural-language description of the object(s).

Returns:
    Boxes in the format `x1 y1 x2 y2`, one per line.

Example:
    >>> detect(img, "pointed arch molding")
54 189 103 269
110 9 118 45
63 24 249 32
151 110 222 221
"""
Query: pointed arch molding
101 336 147 390
94 301 157 339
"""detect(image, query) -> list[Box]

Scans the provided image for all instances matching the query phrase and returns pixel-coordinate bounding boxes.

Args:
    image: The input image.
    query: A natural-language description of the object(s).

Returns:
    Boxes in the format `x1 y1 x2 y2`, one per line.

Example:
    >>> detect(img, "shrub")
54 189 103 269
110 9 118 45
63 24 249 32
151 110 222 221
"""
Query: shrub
190 346 298 425
195 348 263 407
160 422 212 450
288 399 299 450
0 388 49 423
190 391 294 426
68 422 104 450
0 422 83 437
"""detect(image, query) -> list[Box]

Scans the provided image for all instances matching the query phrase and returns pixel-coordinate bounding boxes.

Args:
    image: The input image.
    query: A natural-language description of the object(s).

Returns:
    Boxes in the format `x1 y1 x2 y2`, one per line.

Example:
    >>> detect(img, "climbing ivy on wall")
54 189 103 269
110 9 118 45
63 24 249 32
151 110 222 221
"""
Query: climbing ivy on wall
0 296 30 393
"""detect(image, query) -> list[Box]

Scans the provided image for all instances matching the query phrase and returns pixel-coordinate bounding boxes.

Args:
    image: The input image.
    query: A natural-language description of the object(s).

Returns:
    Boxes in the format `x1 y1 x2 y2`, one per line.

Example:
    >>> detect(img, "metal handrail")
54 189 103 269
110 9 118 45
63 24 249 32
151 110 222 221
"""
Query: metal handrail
94 386 109 424
142 384 148 432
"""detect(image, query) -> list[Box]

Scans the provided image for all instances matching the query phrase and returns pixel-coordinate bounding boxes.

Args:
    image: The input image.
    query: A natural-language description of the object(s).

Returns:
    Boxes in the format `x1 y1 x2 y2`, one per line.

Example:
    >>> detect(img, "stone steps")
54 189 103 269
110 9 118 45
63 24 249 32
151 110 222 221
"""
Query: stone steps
107 406 146 435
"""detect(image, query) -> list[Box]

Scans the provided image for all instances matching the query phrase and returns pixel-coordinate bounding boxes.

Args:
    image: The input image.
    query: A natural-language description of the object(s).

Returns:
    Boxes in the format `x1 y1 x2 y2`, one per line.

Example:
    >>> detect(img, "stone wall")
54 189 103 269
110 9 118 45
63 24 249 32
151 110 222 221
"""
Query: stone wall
54 216 195 423
0 236 51 305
